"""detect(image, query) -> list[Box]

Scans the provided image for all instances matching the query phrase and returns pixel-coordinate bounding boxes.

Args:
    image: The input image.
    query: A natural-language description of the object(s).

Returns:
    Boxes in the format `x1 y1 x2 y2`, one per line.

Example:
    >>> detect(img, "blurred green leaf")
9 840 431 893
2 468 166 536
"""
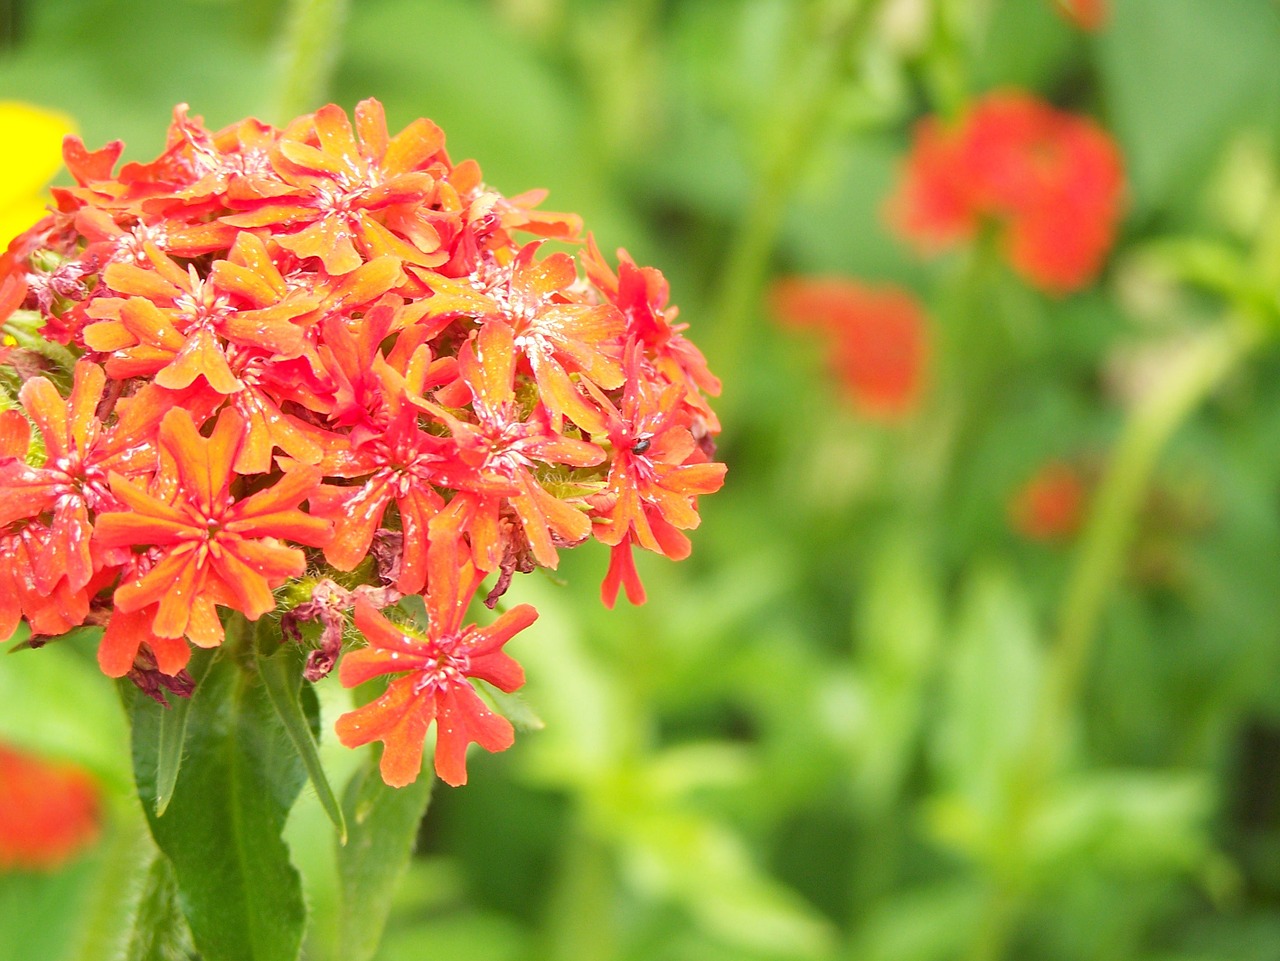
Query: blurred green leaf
0 857 101 961
118 850 196 961
0 628 130 793
851 527 943 809
1099 0 1280 213
623 811 837 960
1030 770 1215 878
131 649 307 961
852 881 984 961
932 567 1043 811
336 757 433 961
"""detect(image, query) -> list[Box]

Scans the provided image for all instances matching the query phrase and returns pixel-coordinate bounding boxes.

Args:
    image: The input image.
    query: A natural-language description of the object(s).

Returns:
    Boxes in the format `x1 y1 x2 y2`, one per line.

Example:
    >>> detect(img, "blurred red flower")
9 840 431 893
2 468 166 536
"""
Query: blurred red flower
0 742 101 871
1055 0 1107 31
1009 461 1087 541
770 277 929 420
887 91 1124 294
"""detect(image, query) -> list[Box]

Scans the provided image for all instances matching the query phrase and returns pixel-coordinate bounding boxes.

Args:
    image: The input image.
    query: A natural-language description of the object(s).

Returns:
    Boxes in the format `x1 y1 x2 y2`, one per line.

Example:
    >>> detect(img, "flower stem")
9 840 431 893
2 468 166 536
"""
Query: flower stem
967 317 1261 961
707 0 887 421
273 0 351 123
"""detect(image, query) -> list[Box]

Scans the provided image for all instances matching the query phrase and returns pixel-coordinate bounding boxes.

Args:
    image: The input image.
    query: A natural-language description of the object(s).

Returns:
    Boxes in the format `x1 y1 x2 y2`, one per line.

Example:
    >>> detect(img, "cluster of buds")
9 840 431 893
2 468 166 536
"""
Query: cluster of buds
0 99 724 785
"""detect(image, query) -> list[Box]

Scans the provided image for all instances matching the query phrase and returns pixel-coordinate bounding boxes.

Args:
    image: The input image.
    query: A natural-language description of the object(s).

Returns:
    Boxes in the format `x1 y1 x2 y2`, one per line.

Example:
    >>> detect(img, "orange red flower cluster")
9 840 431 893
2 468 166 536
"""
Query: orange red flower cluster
770 277 929 421
0 99 724 786
887 90 1123 294
0 741 100 871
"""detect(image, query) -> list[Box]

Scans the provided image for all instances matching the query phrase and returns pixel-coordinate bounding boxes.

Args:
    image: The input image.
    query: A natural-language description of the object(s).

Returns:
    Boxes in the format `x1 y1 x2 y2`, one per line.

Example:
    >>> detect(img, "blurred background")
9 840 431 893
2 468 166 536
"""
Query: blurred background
5 0 1280 959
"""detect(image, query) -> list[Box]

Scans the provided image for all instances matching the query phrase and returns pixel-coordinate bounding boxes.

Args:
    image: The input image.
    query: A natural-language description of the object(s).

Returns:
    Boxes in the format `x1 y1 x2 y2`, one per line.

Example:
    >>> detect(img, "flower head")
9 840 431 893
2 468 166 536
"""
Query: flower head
770 277 929 420
887 91 1124 293
0 741 101 872
0 98 723 786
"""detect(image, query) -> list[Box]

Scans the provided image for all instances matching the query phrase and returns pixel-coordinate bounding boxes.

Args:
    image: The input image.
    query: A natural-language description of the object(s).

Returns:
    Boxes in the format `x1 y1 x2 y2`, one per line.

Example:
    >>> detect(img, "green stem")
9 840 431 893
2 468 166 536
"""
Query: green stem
967 318 1260 961
706 0 887 420
273 0 351 123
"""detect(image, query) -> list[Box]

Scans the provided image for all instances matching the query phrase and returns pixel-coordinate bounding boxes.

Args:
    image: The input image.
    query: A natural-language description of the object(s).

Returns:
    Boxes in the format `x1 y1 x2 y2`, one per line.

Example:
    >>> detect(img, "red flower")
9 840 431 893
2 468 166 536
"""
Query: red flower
424 319 604 571
1009 461 1086 541
218 100 448 276
0 742 100 872
586 345 727 607
770 277 929 420
423 242 625 434
887 91 1124 293
335 542 534 787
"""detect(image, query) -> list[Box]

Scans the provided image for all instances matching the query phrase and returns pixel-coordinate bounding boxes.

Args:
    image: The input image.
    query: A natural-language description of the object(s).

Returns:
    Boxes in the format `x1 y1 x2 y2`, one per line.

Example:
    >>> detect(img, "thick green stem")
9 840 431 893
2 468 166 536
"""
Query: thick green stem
967 318 1260 961
273 0 351 123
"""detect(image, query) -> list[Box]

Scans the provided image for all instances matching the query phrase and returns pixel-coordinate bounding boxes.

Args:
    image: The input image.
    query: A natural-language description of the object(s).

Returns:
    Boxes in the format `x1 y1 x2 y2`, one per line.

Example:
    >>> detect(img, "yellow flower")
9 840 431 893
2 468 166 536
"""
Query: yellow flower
0 102 75 246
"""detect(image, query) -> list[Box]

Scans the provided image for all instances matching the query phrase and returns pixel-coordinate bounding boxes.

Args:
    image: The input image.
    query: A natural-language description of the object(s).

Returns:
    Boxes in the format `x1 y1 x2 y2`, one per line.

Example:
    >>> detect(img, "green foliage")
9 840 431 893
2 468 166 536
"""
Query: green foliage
6 1 1280 960
130 647 308 961
336 757 434 961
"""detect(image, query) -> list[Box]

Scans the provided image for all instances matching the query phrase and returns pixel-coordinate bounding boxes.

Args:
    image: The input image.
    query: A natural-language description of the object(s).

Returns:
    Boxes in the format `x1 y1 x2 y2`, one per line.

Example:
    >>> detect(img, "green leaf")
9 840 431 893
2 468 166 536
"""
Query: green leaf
929 566 1044 848
131 645 308 961
475 679 546 733
128 649 214 818
336 757 433 961
119 850 196 961
257 645 347 843
1099 0 1280 213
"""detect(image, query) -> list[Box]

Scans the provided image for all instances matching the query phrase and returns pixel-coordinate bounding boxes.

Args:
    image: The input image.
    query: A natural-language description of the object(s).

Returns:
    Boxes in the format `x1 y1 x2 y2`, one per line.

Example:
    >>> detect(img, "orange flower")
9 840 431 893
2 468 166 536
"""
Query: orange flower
94 407 332 650
887 91 1124 294
335 540 534 787
0 742 100 872
770 277 929 420
1009 461 1086 541
1055 0 1106 31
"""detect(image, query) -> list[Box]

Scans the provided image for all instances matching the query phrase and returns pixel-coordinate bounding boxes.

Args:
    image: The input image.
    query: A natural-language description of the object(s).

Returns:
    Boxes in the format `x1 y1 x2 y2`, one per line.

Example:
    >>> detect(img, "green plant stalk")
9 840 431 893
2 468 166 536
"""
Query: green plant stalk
707 0 887 421
967 317 1261 961
273 0 351 123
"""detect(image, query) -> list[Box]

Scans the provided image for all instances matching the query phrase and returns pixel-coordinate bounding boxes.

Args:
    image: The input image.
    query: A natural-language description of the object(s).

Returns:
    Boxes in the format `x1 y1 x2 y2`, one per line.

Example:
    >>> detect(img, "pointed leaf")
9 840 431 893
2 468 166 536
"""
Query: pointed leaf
131 649 214 817
337 756 433 961
257 645 348 843
119 851 197 961
131 646 308 961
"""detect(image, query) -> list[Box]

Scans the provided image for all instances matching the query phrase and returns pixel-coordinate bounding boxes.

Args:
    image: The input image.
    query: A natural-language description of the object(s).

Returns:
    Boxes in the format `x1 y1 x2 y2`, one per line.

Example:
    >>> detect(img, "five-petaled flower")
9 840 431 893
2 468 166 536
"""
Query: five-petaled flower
336 539 534 787
94 407 333 649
